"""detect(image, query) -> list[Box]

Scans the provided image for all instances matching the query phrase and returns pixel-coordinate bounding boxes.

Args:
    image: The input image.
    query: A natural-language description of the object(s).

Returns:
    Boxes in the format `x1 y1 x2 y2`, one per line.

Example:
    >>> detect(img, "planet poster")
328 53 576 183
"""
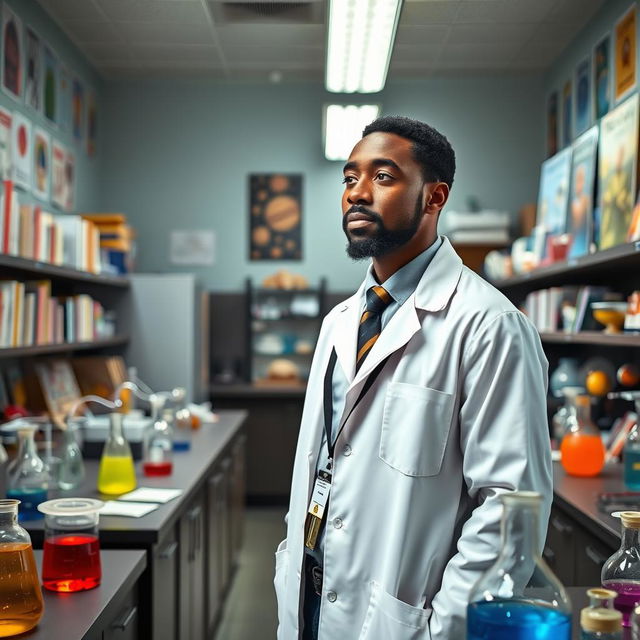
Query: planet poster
249 174 302 261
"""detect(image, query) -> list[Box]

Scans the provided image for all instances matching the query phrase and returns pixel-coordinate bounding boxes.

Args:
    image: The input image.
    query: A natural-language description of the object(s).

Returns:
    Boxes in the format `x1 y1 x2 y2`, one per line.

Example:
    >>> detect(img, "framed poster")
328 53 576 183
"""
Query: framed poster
614 5 637 102
562 80 572 146
43 45 57 125
0 107 12 180
594 34 611 119
58 65 72 132
249 174 302 260
32 127 50 201
51 140 66 209
25 27 42 112
2 5 23 102
11 111 32 191
547 91 559 158
64 149 75 211
575 57 590 135
536 147 572 246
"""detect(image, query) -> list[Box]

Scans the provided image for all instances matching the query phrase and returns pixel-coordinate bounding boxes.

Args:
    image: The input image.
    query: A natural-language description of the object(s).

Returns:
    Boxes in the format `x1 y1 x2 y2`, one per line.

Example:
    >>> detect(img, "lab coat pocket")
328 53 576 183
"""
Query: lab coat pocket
380 382 453 476
274 539 289 630
359 581 431 640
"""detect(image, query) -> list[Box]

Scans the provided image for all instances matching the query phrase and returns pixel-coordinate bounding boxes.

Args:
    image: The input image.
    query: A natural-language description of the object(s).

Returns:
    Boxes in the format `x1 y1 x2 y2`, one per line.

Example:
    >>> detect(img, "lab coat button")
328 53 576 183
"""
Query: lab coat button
343 444 352 456
333 517 343 529
327 591 337 602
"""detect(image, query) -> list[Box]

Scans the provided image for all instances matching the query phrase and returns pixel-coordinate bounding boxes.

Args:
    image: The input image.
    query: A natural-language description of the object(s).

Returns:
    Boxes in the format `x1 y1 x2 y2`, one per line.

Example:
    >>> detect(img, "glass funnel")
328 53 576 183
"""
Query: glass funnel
0 499 44 636
7 428 49 521
602 511 640 627
467 492 571 640
560 394 605 477
97 413 137 495
38 498 103 593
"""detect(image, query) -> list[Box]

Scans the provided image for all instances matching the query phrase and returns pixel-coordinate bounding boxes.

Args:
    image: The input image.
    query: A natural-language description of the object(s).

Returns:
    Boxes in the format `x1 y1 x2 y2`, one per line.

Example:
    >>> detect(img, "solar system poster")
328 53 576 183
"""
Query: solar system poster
249 174 302 260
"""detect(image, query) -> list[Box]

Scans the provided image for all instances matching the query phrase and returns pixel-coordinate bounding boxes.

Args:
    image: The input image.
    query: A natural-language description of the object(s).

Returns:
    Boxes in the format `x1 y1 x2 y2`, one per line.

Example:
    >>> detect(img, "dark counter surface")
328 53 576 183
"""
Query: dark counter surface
28 549 146 640
24 410 247 546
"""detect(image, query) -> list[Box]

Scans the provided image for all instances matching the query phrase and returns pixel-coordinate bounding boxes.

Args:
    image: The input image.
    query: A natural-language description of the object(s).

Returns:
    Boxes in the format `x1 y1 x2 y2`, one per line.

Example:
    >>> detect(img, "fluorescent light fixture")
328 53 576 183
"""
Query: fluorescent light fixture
326 0 403 93
324 104 380 161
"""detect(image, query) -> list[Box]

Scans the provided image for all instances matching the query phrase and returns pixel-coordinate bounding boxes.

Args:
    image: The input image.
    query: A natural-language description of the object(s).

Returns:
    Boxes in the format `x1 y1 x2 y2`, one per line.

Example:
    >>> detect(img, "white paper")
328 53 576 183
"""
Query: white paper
99 500 159 518
170 230 215 265
118 488 183 504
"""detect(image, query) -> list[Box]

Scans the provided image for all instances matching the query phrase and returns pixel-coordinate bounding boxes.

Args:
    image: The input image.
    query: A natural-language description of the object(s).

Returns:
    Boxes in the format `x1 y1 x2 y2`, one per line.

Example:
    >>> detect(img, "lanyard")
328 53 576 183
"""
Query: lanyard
322 347 392 462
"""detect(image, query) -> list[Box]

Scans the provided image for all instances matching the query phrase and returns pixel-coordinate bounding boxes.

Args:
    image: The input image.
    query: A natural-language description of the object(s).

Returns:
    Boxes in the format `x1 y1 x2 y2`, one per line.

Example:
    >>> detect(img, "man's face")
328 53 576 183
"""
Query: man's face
341 132 426 259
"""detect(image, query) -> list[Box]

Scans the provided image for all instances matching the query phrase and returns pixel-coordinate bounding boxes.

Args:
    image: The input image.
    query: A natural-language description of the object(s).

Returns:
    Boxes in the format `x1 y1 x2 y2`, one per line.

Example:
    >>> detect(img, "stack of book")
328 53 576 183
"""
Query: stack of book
1 181 101 274
81 213 135 274
445 210 511 244
0 278 112 348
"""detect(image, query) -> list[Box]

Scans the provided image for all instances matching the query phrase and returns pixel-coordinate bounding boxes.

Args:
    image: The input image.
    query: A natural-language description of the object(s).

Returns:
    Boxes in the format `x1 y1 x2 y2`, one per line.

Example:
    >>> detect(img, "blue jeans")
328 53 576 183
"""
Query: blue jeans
302 558 321 640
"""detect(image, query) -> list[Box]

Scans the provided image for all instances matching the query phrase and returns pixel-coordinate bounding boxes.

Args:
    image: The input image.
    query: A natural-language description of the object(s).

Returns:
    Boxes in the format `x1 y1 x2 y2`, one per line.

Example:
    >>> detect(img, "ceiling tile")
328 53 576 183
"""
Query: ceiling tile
455 1 505 23
224 45 323 65
129 43 221 63
441 41 518 64
37 0 106 21
400 2 461 25
530 21 576 45
395 25 450 47
61 20 123 44
497 0 557 23
545 0 606 25
217 24 324 48
97 0 207 24
448 23 534 44
80 42 132 61
117 21 214 45
392 43 443 64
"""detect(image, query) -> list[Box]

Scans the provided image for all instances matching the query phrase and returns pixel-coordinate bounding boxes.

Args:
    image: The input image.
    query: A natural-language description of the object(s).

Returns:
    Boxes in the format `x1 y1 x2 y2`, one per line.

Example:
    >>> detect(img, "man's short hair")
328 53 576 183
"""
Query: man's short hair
362 116 456 188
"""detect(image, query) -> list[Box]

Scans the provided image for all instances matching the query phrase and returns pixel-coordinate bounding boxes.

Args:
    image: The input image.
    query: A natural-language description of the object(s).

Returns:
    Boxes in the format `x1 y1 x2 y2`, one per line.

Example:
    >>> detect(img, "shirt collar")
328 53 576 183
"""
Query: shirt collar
363 236 443 306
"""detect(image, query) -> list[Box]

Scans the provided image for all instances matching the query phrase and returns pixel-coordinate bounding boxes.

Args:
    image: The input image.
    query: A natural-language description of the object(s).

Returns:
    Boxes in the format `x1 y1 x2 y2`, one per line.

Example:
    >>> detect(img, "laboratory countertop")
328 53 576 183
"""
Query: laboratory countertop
23 410 248 546
27 549 146 640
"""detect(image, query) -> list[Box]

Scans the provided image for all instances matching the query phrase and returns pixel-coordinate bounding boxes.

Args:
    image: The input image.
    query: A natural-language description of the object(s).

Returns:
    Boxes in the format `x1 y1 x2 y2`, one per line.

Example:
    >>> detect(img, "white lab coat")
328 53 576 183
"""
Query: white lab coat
274 237 552 640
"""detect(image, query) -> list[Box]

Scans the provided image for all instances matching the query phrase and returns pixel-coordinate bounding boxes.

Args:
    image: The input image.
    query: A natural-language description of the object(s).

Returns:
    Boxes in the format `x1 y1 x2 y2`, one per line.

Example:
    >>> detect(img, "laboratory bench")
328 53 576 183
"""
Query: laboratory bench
22 409 248 640
27 549 146 640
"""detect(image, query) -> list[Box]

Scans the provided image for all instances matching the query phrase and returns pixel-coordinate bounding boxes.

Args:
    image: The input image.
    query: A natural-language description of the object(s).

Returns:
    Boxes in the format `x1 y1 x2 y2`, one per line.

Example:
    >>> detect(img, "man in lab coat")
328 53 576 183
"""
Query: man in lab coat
274 116 552 640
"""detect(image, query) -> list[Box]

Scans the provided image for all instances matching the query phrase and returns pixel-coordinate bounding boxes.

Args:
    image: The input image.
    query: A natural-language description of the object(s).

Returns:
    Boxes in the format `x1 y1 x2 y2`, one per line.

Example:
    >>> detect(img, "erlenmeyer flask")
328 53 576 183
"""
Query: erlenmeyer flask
96 413 136 495
0 499 44 636
57 422 85 491
467 492 571 639
560 394 605 477
7 428 49 521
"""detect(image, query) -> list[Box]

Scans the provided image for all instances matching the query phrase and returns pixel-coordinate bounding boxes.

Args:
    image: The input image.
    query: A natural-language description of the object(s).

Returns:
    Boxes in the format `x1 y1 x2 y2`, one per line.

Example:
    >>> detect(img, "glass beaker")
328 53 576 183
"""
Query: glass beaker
38 498 103 593
142 409 174 477
7 428 49 521
467 492 571 640
0 499 44 636
96 413 137 495
560 394 605 477
602 511 640 627
57 422 85 491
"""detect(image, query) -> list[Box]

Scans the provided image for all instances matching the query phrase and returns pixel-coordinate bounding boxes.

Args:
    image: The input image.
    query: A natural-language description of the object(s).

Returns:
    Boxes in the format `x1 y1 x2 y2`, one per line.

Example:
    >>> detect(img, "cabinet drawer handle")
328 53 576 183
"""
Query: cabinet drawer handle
585 545 607 566
159 541 178 560
112 605 137 631
551 516 572 535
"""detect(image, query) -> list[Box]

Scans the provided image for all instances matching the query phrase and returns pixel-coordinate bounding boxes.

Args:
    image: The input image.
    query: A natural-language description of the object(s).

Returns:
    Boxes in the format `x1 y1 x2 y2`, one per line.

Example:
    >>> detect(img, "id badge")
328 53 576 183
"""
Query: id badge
304 468 332 550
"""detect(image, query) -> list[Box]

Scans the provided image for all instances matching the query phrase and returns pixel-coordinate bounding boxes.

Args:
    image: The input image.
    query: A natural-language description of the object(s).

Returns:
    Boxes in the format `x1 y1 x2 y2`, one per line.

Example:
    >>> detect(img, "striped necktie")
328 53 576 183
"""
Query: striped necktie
356 285 393 372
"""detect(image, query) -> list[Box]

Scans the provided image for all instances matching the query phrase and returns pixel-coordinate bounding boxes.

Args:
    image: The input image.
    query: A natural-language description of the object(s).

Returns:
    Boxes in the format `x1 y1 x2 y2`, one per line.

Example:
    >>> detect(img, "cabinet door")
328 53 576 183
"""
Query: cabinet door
220 457 232 592
152 528 179 640
574 529 615 587
102 589 138 640
231 435 247 566
192 498 206 640
546 507 577 585
207 471 224 632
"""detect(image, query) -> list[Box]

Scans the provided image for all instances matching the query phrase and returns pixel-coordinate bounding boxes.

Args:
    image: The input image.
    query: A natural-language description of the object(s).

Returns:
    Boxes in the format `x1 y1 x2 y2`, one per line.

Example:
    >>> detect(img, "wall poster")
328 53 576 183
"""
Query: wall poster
33 127 50 201
594 33 611 119
614 5 637 102
2 5 22 101
25 27 42 112
249 174 302 261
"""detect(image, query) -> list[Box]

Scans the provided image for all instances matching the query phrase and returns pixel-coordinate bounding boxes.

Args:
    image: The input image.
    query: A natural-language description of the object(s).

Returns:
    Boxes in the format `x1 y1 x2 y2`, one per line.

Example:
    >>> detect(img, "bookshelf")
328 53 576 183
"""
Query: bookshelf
539 332 640 348
0 336 129 359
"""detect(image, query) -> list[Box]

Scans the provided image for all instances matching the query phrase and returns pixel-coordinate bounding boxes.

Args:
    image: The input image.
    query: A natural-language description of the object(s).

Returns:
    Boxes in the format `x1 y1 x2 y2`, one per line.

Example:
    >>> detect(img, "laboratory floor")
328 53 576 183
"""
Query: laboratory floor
214 506 287 640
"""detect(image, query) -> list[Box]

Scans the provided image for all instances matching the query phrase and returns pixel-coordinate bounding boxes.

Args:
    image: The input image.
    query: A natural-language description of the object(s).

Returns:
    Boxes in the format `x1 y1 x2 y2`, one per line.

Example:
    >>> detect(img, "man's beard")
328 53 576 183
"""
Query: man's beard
343 195 423 260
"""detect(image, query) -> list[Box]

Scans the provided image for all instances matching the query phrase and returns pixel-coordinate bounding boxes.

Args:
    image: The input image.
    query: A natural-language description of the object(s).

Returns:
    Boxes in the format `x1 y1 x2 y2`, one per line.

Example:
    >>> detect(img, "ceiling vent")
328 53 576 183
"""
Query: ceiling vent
209 0 324 24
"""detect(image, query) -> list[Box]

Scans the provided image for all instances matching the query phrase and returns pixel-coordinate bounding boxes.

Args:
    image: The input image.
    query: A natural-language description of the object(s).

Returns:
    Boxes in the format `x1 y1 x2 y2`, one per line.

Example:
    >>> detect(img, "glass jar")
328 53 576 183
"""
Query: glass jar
580 607 622 639
97 413 137 495
7 428 49 521
560 394 605 477
142 409 173 477
467 492 571 639
602 511 640 627
0 499 44 636
38 497 103 593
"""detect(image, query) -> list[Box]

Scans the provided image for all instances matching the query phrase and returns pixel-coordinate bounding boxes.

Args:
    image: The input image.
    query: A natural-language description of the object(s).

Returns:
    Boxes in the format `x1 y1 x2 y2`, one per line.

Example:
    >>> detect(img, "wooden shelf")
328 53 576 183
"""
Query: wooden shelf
492 241 640 298
539 331 640 347
0 253 129 288
0 335 129 358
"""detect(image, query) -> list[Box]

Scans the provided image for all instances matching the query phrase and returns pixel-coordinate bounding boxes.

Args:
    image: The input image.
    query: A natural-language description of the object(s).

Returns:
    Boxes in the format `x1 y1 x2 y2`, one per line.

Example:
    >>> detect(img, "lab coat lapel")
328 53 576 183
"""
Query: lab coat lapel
332 281 366 385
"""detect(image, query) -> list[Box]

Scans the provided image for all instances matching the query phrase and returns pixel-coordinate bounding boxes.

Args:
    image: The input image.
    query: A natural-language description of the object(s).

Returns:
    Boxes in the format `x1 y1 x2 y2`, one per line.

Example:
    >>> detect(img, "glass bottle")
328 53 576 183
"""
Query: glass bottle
580 607 622 639
38 497 103 593
0 499 44 636
602 511 640 627
172 387 198 430
467 492 571 640
96 413 137 495
560 394 605 477
142 408 174 477
57 422 85 491
6 428 49 521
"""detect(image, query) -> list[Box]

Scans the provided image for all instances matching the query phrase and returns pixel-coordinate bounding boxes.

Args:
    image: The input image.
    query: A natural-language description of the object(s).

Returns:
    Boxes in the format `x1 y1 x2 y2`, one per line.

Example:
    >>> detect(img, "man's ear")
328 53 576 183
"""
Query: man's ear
424 182 450 215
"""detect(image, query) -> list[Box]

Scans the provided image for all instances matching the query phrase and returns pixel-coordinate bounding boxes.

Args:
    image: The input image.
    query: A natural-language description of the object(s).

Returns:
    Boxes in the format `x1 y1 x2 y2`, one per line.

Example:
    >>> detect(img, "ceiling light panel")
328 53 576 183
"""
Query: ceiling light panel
326 0 403 93
324 104 380 161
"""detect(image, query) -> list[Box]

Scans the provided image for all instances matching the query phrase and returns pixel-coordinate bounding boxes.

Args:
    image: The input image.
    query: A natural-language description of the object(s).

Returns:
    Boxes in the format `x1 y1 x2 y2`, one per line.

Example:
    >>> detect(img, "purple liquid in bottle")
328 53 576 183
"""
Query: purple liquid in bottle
603 580 640 627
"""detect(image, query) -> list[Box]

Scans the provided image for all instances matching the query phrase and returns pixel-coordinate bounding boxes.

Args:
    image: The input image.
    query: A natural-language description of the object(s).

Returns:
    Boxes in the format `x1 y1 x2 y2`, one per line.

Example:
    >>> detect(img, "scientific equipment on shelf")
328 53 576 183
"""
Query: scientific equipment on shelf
602 511 640 627
580 588 623 639
467 491 571 640
97 412 137 495
560 394 605 477
609 392 640 490
0 499 44 636
38 497 103 593
143 404 174 477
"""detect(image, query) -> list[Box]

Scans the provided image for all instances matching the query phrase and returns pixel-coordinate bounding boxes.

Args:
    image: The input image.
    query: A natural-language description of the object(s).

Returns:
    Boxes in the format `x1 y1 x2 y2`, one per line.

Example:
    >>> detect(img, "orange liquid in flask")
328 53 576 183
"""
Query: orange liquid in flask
560 433 605 477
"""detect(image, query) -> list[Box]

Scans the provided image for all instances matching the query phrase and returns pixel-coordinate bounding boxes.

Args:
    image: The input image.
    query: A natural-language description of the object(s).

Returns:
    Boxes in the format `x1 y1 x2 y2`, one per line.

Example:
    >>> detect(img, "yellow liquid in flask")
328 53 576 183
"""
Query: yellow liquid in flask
97 455 137 495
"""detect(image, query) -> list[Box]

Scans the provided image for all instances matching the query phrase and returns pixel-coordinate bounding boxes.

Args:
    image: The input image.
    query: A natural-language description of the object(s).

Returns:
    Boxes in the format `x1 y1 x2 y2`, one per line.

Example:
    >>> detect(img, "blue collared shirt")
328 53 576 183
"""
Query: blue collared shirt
308 236 443 564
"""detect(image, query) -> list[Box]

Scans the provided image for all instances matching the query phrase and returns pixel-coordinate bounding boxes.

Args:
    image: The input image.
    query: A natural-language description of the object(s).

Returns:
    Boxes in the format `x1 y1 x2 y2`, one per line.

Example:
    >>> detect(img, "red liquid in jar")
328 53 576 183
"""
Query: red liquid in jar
143 461 173 476
42 534 101 592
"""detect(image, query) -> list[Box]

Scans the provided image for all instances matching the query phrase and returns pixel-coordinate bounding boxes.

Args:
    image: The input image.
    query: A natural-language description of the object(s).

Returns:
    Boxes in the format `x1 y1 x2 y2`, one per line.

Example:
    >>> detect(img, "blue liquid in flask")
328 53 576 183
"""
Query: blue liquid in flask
467 600 571 640
624 449 640 489
7 488 48 521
